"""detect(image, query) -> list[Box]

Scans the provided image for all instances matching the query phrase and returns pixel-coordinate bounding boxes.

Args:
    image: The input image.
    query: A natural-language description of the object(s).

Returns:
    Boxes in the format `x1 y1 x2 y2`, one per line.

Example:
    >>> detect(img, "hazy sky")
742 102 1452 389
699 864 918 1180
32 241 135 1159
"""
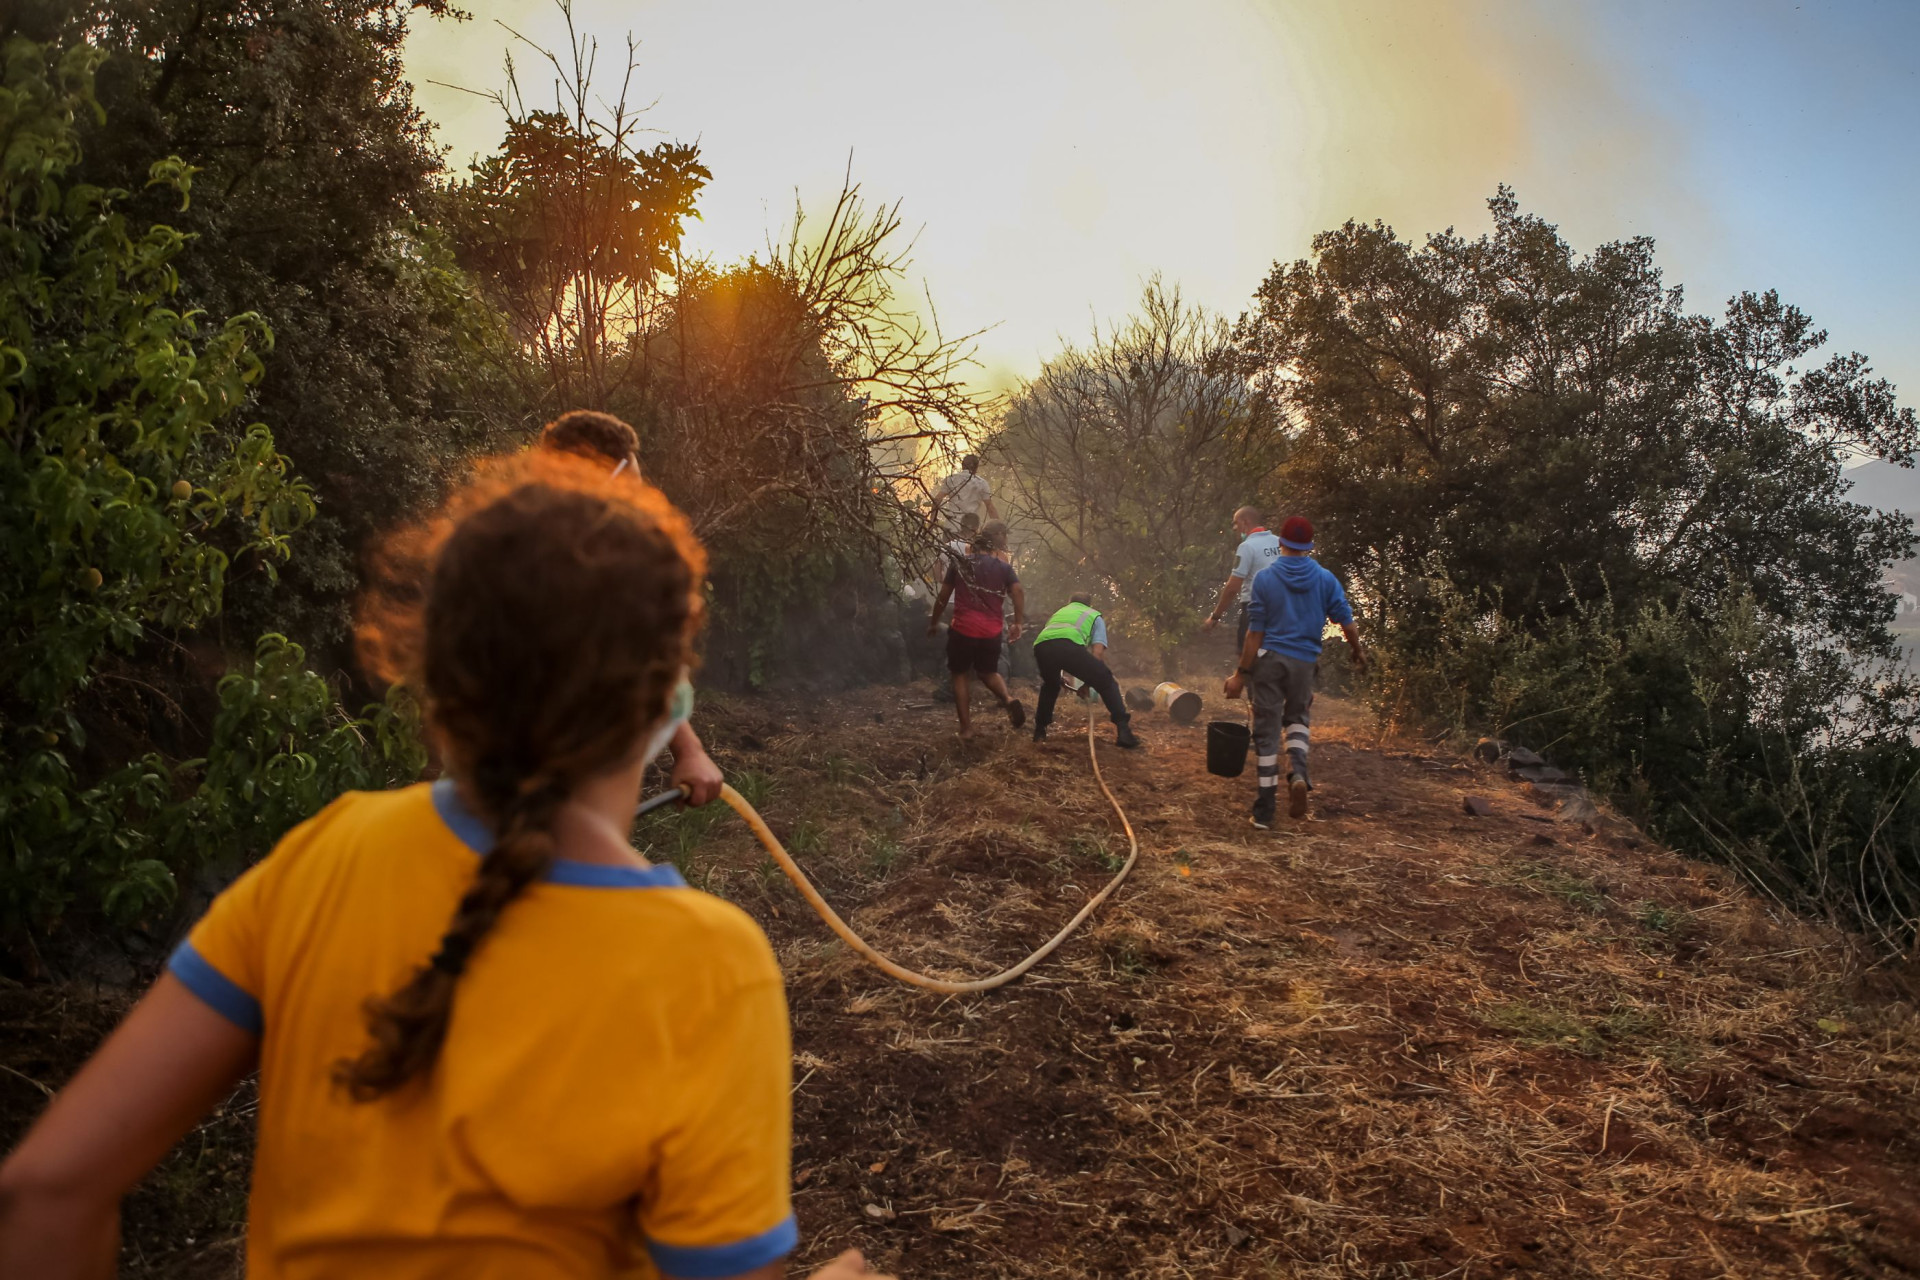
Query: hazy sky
404 0 1920 399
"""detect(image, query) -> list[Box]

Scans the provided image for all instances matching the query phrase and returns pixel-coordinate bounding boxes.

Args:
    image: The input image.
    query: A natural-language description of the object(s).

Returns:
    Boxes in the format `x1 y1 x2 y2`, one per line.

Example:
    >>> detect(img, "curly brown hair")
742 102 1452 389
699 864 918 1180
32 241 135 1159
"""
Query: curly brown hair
538 410 640 467
338 450 706 1099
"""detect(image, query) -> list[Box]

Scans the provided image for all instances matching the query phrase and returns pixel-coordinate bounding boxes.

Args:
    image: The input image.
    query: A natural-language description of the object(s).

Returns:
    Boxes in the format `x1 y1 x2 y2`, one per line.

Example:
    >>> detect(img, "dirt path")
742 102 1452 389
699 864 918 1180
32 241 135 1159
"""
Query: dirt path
663 681 1920 1279
4 680 1918 1278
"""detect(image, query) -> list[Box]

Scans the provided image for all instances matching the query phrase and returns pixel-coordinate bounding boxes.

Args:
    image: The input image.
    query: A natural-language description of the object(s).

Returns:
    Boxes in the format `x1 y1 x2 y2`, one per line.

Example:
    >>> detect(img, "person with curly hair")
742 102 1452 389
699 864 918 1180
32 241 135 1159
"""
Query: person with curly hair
0 452 885 1280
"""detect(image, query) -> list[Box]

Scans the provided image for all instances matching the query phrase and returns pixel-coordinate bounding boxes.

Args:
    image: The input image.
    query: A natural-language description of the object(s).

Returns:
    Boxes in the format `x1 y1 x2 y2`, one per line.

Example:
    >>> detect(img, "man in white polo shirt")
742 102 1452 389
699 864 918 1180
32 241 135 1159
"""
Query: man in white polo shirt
1202 506 1281 652
932 454 998 536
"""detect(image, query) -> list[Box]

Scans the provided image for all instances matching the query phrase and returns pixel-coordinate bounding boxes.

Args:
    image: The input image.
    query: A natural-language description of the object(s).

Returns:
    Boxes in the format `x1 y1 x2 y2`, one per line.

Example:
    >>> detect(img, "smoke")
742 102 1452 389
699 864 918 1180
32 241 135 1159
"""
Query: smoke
1262 0 1700 255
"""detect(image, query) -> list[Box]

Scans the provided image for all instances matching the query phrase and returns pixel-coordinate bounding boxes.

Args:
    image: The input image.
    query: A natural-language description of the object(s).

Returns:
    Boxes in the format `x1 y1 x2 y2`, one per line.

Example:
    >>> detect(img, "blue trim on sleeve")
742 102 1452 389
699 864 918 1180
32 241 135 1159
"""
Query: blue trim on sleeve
1090 616 1108 648
647 1216 798 1279
431 778 689 890
168 941 263 1035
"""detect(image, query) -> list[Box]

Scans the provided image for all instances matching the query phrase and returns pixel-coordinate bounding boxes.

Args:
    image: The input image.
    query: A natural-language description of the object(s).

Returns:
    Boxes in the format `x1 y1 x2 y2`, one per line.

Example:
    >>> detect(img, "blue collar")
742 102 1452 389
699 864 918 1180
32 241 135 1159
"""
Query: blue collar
430 778 688 890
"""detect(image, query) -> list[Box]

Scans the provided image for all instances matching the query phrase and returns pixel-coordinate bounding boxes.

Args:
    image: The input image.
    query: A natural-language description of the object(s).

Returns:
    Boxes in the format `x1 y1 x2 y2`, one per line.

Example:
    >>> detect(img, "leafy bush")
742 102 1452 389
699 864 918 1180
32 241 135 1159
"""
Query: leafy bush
14 0 524 655
0 38 423 951
1369 571 1920 951
1 40 312 707
7 635 423 934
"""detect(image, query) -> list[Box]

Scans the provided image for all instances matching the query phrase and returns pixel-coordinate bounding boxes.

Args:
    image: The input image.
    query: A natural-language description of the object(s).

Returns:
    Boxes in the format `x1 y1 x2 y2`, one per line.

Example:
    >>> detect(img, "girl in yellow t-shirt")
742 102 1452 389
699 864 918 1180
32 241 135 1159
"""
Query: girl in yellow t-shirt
0 453 887 1280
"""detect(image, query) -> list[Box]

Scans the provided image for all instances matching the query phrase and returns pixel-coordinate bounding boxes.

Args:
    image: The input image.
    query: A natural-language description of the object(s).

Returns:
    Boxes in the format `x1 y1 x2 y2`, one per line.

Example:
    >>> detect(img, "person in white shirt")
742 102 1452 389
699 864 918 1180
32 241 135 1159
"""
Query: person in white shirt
1202 506 1282 651
933 454 998 534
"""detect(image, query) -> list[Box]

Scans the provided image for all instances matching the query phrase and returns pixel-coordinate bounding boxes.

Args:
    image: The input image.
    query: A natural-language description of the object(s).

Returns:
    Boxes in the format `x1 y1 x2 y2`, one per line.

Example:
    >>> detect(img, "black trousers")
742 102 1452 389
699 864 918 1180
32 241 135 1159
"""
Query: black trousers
1033 638 1129 730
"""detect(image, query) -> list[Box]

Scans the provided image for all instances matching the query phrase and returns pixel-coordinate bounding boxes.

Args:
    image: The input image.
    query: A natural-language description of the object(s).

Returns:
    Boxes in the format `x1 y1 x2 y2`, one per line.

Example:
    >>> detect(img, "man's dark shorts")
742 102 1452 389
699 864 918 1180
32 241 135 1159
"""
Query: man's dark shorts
946 629 1002 676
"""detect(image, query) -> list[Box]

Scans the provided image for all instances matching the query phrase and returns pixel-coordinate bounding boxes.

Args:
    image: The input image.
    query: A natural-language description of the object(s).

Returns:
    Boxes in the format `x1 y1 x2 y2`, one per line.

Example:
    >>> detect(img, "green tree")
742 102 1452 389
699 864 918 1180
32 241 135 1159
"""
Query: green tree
445 10 709 414
6 0 523 657
1238 188 1918 651
444 15 992 684
0 38 309 737
993 279 1285 675
0 38 421 960
634 184 996 686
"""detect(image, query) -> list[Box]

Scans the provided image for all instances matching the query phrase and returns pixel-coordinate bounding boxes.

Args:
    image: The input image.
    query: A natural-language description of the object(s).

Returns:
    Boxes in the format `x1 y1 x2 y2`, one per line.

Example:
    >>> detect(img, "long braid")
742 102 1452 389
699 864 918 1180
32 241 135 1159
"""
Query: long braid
333 779 567 1100
337 446 705 1102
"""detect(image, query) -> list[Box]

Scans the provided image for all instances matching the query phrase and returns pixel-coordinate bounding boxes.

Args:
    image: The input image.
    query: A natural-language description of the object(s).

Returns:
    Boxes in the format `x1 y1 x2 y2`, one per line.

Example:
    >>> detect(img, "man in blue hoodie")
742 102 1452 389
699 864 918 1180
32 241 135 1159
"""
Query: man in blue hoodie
1223 516 1366 826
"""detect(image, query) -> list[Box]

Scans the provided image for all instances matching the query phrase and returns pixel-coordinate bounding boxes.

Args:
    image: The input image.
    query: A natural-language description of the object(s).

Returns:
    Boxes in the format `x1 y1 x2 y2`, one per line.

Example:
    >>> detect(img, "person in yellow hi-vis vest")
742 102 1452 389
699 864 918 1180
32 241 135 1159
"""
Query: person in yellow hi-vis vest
1031 594 1140 748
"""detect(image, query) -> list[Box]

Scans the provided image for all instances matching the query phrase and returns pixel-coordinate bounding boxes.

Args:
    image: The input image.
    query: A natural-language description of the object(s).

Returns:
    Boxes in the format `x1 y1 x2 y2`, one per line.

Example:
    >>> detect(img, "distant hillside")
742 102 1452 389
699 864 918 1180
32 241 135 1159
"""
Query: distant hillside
1843 459 1920 515
1843 461 1920 656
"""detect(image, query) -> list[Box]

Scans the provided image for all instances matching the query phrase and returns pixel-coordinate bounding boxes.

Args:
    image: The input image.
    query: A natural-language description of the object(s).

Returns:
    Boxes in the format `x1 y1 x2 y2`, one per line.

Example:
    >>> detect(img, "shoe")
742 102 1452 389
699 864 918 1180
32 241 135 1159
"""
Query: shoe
1250 793 1276 830
1288 775 1309 820
1007 699 1026 729
1114 722 1141 749
1032 725 1048 743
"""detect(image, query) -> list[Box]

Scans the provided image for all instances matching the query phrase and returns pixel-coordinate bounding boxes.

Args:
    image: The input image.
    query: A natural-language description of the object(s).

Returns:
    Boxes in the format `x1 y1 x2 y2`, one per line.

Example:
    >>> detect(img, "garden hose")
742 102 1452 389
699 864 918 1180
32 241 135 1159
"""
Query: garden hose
649 701 1140 993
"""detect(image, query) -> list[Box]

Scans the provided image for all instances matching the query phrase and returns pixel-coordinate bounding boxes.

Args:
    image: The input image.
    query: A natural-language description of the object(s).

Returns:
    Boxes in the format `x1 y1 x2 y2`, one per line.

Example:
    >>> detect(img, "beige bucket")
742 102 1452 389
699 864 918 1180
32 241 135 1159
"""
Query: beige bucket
1153 681 1204 725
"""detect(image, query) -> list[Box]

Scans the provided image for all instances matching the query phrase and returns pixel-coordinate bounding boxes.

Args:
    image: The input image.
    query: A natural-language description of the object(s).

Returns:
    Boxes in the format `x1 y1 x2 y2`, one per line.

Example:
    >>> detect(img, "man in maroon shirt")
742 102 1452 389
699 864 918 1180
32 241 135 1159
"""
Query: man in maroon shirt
927 521 1027 739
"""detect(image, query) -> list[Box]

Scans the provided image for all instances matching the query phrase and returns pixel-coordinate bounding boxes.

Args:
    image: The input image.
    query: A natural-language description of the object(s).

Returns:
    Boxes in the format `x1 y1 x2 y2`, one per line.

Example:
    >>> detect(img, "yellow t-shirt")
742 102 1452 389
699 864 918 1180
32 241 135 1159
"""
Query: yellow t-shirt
168 779 795 1279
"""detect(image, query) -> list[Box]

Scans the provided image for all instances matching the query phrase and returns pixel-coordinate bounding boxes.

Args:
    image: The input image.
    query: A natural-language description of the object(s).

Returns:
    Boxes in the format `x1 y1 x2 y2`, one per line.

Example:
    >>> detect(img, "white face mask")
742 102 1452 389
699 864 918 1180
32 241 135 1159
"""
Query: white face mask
637 674 694 763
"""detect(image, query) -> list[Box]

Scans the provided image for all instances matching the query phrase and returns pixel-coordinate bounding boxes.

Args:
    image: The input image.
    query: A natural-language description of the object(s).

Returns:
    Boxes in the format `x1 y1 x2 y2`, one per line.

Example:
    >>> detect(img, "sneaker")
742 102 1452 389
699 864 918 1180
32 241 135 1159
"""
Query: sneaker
1114 722 1141 749
1007 699 1026 729
1250 793 1276 830
1288 775 1310 820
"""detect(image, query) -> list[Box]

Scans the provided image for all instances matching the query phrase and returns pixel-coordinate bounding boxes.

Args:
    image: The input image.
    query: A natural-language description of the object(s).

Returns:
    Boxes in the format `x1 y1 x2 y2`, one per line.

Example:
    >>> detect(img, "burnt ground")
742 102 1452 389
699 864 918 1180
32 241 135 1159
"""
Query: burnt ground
675 681 1920 1279
5 680 1919 1278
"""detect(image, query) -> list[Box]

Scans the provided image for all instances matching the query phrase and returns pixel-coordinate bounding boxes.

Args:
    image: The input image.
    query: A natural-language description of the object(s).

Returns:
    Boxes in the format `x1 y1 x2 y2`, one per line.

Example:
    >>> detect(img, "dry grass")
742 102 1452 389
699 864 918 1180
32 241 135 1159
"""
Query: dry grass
5 678 1917 1278
652 680 1920 1279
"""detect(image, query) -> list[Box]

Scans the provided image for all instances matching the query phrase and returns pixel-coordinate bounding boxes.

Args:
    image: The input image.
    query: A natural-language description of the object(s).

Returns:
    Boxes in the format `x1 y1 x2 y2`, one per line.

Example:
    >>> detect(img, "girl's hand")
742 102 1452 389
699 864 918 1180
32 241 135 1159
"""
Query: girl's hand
809 1249 895 1279
670 747 724 807
666 723 723 807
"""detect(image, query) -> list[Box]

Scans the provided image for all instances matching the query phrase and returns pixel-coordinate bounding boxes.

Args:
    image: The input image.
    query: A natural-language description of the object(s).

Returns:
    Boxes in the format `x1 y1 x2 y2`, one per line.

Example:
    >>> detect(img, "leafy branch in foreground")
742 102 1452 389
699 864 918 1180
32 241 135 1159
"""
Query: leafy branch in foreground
0 38 421 955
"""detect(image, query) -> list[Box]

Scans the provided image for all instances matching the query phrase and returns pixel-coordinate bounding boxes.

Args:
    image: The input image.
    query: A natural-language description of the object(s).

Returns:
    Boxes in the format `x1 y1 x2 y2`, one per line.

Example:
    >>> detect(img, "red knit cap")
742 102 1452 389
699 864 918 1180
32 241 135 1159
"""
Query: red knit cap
1279 515 1314 550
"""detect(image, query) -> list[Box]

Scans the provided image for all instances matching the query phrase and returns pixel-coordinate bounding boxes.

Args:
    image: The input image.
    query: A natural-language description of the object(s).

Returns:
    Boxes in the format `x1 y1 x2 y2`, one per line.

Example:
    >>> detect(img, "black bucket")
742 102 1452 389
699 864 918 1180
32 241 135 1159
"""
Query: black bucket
1206 721 1251 777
